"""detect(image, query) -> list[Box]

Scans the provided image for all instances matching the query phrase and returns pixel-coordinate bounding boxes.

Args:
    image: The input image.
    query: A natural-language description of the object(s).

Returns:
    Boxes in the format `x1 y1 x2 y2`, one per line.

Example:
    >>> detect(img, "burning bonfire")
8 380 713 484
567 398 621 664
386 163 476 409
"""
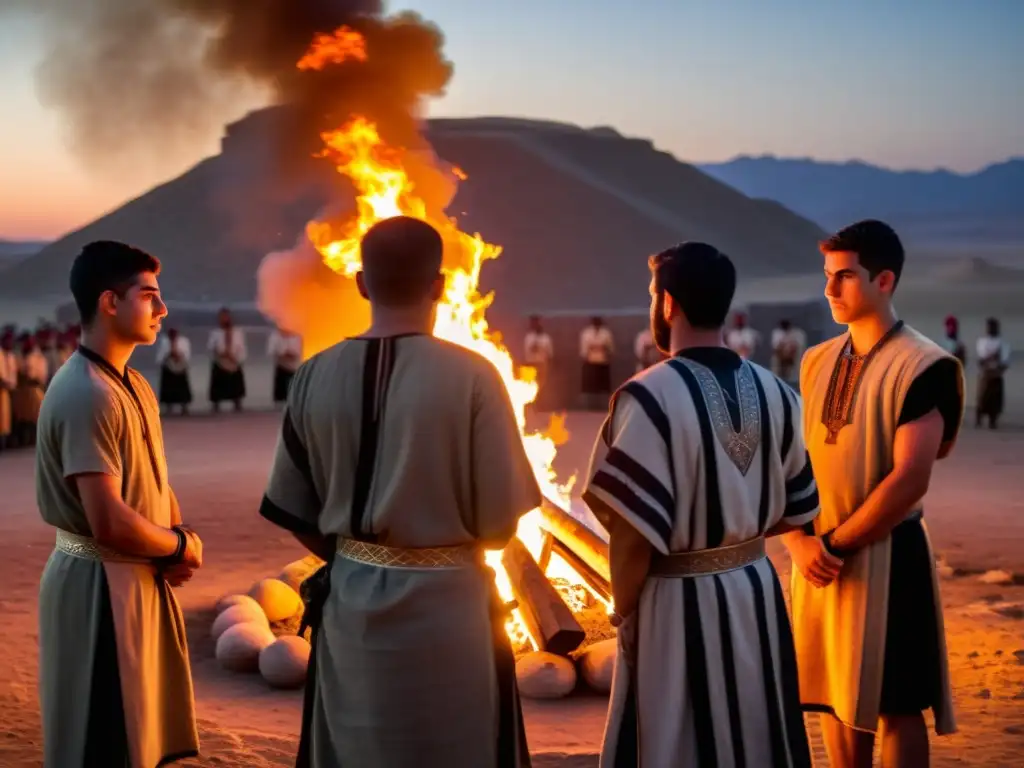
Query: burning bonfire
298 27 615 661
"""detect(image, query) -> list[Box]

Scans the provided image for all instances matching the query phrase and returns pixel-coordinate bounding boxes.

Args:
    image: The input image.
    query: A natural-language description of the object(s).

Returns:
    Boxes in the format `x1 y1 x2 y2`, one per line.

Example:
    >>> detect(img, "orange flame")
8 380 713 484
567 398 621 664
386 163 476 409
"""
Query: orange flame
299 29 602 649
297 25 368 71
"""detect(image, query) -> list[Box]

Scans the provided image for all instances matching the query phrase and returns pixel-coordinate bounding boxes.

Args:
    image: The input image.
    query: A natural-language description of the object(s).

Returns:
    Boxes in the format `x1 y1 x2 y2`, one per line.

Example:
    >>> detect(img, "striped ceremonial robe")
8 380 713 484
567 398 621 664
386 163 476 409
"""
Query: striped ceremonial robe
583 346 818 768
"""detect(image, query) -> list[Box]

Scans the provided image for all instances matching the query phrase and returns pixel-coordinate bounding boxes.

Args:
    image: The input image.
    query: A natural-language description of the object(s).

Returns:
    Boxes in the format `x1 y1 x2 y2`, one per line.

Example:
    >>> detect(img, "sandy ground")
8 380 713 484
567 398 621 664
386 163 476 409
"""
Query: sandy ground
0 409 1023 767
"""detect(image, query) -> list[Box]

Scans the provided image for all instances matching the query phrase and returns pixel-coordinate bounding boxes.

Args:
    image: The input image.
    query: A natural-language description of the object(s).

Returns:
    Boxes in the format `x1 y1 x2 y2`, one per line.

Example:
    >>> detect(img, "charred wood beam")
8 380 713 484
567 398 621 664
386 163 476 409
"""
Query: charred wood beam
501 537 586 656
536 531 554 574
549 539 612 604
539 497 611 585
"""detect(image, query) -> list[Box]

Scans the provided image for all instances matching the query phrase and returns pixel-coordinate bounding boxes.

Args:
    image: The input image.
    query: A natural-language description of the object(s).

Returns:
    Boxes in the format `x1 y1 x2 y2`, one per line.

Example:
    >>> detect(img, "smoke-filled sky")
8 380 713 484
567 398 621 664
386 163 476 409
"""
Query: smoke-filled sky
1 0 1022 239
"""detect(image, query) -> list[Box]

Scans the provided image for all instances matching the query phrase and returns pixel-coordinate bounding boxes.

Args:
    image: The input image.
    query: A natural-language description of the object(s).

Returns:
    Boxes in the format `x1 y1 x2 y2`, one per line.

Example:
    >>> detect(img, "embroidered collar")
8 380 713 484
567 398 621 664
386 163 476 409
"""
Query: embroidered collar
821 320 905 444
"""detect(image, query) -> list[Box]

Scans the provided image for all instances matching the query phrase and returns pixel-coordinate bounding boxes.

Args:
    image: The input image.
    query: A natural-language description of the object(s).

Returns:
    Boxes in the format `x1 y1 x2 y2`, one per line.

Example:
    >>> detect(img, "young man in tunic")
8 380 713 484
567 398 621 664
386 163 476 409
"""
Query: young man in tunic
36 240 203 767
259 216 541 768
784 220 964 768
583 241 819 768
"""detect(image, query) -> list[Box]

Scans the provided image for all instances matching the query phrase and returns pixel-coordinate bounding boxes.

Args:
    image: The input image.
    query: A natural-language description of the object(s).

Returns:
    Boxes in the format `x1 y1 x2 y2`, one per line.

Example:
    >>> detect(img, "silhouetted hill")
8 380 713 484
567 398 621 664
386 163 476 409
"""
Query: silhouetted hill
0 240 48 272
698 156 1024 248
1 110 826 313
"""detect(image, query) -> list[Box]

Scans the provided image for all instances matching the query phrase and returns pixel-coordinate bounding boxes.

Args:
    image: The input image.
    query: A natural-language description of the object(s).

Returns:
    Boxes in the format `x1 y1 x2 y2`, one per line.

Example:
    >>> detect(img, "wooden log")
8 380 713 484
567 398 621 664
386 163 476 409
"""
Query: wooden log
539 497 611 584
535 531 554 574
549 539 612 604
501 537 586 656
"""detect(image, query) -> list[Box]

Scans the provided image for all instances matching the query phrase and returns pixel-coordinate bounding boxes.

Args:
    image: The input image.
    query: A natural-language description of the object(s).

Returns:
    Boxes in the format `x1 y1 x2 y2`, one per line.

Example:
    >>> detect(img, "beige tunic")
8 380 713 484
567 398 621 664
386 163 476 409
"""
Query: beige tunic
36 351 199 767
793 325 962 734
261 334 541 767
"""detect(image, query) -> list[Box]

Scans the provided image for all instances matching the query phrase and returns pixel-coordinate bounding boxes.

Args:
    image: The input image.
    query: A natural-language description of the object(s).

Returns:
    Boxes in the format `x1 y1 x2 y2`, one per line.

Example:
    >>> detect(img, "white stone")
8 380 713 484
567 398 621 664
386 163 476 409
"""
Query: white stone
515 652 577 699
216 593 263 615
216 622 276 673
979 569 1014 585
259 635 312 689
278 556 325 593
577 639 616 694
249 578 305 623
211 602 269 640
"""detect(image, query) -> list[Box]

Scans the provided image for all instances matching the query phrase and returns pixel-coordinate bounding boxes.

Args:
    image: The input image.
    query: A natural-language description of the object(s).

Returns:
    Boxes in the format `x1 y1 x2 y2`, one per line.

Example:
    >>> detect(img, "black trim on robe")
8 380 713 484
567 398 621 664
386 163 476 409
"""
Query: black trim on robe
666 359 726 548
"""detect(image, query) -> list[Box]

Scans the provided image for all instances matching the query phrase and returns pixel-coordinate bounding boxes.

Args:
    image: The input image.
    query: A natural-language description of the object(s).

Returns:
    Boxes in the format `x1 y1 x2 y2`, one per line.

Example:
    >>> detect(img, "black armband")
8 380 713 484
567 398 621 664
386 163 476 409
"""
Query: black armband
158 527 188 568
821 529 854 559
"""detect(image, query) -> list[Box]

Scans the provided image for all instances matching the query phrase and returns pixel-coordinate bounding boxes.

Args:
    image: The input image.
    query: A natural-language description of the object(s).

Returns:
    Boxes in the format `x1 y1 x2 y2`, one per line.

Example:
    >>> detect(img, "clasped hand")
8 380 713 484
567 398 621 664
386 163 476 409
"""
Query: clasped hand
163 528 203 587
790 535 843 588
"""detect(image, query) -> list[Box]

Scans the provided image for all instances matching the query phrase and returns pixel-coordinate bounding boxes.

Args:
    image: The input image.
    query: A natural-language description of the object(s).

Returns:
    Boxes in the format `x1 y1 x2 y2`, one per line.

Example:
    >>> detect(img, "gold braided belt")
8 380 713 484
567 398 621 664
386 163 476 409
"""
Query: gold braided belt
649 537 766 577
337 538 482 570
55 529 151 565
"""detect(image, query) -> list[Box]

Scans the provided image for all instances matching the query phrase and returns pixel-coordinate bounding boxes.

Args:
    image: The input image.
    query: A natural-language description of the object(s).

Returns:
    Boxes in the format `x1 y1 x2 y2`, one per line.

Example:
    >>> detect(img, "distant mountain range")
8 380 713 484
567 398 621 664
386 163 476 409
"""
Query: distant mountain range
0 240 49 270
697 156 1024 248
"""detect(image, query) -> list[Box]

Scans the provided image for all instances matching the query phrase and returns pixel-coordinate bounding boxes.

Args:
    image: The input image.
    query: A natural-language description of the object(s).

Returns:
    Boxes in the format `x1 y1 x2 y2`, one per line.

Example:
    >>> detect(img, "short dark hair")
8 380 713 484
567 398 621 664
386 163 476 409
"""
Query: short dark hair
69 241 161 326
359 217 443 307
648 242 736 330
820 219 905 287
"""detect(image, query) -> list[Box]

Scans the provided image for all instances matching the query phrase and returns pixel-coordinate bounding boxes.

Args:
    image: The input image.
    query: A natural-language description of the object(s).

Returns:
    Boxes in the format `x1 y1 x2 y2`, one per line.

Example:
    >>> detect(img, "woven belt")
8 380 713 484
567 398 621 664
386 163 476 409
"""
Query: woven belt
337 538 482 569
55 529 150 565
649 537 766 577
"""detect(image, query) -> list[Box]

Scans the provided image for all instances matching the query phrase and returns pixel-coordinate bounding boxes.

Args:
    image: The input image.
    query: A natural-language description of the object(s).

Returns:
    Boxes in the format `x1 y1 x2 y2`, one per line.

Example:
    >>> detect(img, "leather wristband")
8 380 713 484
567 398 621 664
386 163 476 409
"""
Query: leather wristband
821 530 852 559
158 527 188 568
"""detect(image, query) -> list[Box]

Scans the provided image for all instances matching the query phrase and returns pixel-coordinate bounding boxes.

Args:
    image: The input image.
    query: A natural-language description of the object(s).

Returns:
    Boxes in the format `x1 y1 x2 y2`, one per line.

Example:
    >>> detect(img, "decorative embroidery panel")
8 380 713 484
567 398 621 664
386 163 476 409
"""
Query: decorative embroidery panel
819 320 905 444
679 358 761 475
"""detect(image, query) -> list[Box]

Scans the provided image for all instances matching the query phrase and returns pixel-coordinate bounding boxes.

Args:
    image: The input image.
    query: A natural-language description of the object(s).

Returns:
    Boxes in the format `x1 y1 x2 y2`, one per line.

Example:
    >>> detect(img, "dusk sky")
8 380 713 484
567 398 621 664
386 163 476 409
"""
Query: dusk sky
1 0 1022 240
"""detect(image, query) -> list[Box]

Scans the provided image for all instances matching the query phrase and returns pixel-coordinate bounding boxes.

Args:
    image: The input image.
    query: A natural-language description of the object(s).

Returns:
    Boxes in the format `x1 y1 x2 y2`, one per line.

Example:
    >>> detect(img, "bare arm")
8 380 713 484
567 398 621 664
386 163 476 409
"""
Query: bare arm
292 531 334 561
608 513 652 618
76 474 180 558
829 409 944 552
766 519 805 537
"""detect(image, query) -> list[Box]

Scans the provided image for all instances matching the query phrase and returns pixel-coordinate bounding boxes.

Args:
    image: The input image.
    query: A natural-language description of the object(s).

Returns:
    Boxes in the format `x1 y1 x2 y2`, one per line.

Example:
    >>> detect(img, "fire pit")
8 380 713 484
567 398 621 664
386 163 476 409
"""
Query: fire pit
212 496 617 697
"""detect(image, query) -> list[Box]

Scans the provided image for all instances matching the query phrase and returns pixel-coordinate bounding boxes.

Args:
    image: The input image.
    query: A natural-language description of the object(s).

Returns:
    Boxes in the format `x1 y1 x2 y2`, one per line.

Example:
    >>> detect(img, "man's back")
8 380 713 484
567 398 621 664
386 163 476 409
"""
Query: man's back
261 332 541 768
277 332 537 548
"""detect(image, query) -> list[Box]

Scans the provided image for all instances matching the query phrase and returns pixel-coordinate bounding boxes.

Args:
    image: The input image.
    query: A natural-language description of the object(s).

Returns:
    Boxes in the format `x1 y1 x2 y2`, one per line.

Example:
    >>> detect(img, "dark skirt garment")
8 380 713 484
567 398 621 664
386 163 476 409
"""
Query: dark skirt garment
294 562 529 768
273 365 296 404
976 373 1004 418
581 362 612 395
209 363 246 404
159 366 193 406
879 514 944 715
83 569 132 766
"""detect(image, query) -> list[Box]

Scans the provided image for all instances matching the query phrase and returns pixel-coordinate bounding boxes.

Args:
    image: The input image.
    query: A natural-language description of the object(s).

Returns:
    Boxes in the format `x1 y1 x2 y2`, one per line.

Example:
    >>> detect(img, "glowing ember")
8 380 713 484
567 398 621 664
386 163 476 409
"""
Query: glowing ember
297 25 368 71
298 28 605 649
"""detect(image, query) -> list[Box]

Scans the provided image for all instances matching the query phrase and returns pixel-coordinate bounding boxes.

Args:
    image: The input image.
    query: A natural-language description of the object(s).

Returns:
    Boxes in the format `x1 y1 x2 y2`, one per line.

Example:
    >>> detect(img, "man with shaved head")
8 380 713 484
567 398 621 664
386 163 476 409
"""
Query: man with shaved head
260 216 541 767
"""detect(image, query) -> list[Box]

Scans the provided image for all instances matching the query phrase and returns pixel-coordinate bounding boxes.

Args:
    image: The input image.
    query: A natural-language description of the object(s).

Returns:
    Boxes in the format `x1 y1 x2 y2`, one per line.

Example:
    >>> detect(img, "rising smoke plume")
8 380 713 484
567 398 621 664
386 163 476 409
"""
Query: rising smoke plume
6 0 459 349
5 0 452 175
